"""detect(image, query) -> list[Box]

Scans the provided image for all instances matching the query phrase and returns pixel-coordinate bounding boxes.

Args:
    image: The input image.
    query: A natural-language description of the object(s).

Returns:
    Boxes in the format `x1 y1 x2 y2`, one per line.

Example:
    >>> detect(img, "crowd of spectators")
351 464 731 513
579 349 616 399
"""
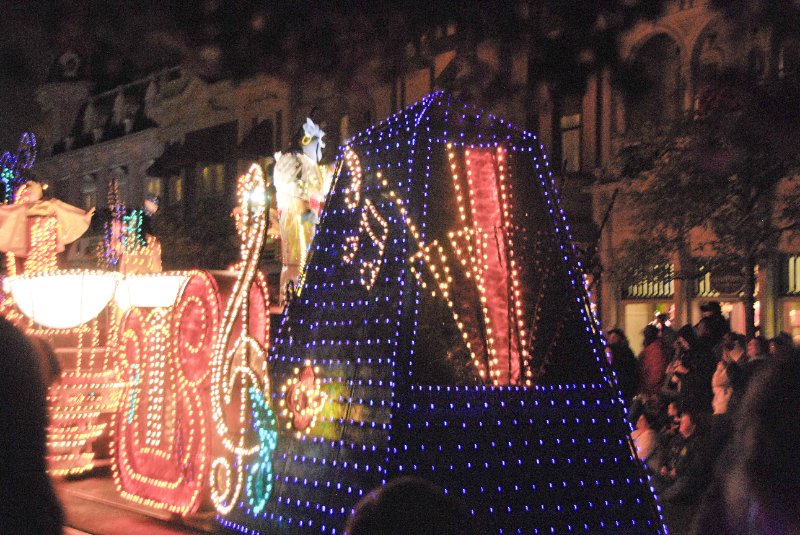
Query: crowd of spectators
605 302 800 535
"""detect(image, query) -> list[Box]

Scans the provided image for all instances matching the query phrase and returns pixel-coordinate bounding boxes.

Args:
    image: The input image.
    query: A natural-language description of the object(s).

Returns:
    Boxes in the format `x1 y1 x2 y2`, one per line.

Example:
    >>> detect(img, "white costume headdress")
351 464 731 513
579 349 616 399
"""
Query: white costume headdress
301 118 325 163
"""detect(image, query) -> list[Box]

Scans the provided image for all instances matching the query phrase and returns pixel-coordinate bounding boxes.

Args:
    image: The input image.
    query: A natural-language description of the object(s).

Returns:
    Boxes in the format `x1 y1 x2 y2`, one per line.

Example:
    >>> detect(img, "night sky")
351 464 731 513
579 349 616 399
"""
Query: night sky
0 0 676 154
0 3 52 151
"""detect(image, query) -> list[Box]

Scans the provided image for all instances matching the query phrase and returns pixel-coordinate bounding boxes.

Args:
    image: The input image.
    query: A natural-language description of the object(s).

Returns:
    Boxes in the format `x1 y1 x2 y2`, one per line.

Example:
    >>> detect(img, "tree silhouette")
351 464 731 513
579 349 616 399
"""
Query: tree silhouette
613 72 800 336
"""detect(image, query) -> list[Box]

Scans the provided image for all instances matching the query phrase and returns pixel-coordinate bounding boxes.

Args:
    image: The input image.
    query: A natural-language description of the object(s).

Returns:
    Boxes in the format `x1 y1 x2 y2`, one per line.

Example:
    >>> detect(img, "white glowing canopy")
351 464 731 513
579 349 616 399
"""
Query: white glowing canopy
4 271 121 329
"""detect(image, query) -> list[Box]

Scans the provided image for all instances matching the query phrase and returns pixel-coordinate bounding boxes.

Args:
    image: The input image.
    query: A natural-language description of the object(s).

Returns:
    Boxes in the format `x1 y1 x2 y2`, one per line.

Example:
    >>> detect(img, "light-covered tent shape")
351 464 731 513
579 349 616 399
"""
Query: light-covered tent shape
217 92 664 534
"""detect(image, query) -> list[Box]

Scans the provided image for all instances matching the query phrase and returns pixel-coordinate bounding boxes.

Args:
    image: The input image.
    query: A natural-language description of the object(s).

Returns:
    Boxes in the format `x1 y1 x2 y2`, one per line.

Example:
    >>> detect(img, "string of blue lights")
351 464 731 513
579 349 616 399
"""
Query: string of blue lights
216 92 665 534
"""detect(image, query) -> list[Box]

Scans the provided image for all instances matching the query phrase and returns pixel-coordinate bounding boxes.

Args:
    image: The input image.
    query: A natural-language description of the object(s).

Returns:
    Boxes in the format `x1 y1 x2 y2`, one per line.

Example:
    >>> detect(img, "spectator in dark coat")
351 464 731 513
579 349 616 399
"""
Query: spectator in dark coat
0 316 64 534
668 324 715 413
745 336 769 371
728 334 770 417
696 316 725 365
655 406 710 535
699 301 730 346
656 407 708 502
639 325 668 400
768 332 793 358
606 328 640 404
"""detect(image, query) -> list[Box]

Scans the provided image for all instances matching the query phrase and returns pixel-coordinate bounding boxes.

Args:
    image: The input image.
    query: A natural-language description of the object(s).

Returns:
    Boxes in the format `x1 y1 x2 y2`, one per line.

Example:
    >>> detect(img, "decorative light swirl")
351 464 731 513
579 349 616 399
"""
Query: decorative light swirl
340 148 389 291
209 163 275 515
209 457 241 515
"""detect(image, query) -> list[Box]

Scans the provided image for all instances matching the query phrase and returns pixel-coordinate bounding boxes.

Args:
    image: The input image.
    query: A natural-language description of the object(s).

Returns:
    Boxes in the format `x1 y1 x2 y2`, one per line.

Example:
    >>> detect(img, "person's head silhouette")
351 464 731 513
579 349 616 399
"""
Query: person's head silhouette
344 476 477 535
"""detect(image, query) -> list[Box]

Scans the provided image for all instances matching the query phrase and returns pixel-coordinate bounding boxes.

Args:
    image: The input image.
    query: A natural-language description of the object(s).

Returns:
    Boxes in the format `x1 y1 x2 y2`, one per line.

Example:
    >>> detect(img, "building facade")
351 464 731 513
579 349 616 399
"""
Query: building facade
32 65 289 269
593 1 800 350
27 0 800 349
373 1 800 349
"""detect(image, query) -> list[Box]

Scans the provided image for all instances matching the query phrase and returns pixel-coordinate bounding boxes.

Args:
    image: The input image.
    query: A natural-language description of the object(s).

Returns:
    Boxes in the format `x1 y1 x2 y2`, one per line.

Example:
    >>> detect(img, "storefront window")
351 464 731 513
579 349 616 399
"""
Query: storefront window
624 302 673 354
559 113 581 173
695 272 720 298
787 255 800 295
788 304 800 345
782 256 800 344
623 264 674 299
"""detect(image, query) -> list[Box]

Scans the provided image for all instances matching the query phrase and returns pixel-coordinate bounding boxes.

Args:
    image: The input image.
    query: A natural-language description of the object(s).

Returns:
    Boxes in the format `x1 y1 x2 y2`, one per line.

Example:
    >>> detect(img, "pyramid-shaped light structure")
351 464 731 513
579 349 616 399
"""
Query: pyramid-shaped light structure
216 92 665 534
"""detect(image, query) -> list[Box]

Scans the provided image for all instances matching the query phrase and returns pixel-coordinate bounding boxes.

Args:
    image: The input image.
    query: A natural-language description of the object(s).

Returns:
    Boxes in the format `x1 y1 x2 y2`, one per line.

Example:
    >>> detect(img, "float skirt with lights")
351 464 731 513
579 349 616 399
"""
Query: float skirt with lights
215 92 666 534
1 270 124 476
0 164 273 511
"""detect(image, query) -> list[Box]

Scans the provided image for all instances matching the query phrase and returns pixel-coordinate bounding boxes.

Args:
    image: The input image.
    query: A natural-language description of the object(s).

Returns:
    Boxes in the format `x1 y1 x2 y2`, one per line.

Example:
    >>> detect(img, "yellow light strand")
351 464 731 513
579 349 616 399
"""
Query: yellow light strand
209 163 272 515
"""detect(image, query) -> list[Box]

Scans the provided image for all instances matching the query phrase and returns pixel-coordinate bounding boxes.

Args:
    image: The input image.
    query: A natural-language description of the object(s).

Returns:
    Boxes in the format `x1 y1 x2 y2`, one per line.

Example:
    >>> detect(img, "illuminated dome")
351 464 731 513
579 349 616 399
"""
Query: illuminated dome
4 270 120 329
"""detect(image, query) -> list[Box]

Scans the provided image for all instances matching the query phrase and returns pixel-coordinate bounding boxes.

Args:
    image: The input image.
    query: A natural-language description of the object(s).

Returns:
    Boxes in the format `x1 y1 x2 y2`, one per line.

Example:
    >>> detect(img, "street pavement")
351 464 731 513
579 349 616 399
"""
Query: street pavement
56 466 219 535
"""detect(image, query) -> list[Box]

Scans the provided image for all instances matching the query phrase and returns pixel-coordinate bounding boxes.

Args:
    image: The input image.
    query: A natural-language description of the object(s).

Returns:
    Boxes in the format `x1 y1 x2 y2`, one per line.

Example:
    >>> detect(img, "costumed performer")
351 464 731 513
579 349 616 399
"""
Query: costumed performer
0 181 94 274
273 117 333 304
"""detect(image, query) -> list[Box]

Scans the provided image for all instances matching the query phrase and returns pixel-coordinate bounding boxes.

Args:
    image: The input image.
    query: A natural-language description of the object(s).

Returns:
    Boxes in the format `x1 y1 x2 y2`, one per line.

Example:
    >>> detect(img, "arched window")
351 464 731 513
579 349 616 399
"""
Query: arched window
558 95 582 173
145 176 162 198
168 170 184 205
624 34 682 133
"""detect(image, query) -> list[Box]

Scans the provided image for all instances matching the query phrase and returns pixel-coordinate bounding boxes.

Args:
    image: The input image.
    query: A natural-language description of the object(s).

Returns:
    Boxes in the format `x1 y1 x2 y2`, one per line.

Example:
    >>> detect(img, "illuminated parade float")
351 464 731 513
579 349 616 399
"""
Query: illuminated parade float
0 137 271 515
217 92 664 534
0 93 665 534
0 135 122 477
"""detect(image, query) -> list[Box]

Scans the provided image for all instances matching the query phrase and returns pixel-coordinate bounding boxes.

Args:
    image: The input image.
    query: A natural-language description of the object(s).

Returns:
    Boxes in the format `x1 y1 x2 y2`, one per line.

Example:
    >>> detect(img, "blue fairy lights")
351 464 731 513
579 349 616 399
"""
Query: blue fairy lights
216 92 665 534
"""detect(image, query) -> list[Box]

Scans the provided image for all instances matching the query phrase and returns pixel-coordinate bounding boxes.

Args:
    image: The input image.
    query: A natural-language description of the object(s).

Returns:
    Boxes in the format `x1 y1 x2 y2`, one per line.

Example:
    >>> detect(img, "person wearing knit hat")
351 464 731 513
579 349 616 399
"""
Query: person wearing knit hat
677 324 696 343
